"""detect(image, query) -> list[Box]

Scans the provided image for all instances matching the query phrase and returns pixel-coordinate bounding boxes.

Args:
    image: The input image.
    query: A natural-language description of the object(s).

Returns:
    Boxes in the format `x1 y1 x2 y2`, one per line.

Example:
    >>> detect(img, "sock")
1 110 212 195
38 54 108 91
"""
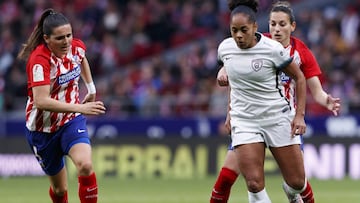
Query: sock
49 187 68 203
300 180 315 203
78 172 98 203
248 188 271 203
210 167 238 203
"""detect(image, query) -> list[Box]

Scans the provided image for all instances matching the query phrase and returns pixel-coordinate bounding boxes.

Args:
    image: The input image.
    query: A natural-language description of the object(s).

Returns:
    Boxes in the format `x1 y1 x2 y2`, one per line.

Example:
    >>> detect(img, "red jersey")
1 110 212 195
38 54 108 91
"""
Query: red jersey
25 38 86 133
264 33 322 111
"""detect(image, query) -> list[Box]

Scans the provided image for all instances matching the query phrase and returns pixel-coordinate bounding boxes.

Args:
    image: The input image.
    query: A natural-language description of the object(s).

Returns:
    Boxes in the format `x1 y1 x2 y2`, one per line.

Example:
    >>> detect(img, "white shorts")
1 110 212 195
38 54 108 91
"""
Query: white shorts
230 113 301 148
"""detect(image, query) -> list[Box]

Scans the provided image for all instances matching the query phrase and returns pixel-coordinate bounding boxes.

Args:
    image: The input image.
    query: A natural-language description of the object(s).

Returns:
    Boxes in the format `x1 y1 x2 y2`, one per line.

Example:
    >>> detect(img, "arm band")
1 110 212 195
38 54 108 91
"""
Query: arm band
86 82 96 94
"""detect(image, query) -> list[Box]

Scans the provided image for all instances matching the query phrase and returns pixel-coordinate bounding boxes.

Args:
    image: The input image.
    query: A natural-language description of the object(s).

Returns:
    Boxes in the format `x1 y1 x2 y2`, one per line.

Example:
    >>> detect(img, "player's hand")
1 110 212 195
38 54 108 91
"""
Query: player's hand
82 93 96 104
80 101 106 115
326 94 341 116
217 67 229 86
291 115 306 137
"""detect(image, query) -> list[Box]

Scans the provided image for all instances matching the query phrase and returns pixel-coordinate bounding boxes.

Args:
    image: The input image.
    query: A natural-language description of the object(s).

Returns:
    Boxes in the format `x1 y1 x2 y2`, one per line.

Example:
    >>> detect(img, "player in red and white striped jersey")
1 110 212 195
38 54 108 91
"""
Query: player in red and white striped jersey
18 8 105 203
25 37 86 132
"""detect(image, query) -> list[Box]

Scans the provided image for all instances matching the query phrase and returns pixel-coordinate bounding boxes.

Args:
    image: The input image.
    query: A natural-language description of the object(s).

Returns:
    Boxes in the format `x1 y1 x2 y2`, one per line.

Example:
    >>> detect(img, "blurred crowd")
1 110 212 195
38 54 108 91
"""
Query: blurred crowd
0 0 359 118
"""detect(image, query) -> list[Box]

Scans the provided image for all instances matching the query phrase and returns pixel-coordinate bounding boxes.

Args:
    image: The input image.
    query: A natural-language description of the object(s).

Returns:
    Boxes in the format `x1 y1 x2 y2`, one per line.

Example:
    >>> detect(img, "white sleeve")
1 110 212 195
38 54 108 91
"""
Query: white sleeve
272 43 293 69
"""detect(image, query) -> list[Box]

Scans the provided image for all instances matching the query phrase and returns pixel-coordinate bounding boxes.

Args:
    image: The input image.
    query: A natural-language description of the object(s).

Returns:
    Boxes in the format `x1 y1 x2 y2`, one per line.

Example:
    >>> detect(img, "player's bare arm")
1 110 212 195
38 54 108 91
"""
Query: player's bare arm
80 57 97 103
283 61 306 136
306 76 341 116
32 85 106 115
217 66 229 86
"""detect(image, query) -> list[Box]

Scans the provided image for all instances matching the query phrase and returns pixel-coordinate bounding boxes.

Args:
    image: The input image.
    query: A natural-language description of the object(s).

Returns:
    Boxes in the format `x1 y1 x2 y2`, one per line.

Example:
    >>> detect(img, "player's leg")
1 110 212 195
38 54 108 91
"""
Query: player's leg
271 145 309 203
281 136 314 203
25 129 69 203
265 114 313 203
68 143 98 203
234 142 271 203
299 179 314 203
299 137 315 203
62 115 98 203
282 178 314 203
210 149 239 203
48 167 69 203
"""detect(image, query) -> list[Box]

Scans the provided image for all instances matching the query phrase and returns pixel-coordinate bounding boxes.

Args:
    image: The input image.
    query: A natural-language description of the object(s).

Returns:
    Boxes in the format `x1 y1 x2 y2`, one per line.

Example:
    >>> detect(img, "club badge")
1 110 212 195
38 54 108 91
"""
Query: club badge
251 59 263 72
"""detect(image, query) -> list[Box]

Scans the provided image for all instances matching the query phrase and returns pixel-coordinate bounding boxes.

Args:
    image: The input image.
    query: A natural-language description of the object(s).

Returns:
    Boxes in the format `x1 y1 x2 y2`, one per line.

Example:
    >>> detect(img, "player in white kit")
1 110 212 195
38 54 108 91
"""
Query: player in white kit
215 0 307 202
210 1 341 203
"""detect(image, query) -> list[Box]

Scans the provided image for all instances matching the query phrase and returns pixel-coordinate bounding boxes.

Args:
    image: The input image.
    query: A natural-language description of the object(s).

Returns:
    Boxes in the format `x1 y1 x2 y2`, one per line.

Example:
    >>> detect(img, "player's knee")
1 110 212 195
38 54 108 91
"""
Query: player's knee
53 186 68 196
246 179 264 193
286 177 306 191
77 161 93 176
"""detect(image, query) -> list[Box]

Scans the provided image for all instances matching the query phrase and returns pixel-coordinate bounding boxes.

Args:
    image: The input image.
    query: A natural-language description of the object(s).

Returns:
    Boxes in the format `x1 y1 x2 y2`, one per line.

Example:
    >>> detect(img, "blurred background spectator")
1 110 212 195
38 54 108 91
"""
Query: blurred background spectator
1 0 359 119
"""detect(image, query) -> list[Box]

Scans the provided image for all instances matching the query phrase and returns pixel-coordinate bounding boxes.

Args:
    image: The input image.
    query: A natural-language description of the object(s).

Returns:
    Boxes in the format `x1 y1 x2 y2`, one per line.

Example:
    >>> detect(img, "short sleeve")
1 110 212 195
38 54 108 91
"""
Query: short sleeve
72 38 86 59
296 40 322 79
27 51 51 88
272 42 293 70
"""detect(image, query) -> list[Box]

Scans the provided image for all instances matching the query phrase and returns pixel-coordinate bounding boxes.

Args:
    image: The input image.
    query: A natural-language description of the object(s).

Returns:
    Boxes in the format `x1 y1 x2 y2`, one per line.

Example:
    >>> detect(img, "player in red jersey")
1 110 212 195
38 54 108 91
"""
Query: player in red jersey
210 1 341 203
17 8 105 203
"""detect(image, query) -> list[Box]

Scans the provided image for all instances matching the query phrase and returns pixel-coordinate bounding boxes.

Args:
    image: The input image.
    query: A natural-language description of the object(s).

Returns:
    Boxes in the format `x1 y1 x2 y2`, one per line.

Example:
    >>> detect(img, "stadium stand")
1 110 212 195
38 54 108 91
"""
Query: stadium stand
0 0 359 118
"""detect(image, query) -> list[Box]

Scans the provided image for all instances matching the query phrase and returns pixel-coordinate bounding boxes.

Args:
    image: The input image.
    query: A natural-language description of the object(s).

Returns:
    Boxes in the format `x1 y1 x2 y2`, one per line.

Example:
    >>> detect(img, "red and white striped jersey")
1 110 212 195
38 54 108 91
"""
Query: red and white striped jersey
280 36 322 112
263 33 322 110
25 38 86 133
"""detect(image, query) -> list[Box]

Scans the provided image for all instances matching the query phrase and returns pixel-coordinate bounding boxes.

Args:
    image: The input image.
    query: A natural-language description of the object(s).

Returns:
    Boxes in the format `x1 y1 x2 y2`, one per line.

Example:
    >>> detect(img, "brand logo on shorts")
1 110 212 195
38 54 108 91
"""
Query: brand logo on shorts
77 129 86 133
251 59 263 72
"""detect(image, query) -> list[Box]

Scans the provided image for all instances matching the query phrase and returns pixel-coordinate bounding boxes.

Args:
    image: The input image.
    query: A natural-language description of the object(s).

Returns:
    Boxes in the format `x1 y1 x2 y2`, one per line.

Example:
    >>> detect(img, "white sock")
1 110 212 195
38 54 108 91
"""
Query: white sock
283 178 307 195
248 188 272 203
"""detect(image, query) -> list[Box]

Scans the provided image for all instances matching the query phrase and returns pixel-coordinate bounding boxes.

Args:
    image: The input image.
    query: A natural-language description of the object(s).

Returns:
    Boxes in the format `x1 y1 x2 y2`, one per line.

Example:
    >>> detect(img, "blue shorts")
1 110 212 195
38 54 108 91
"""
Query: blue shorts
25 115 90 176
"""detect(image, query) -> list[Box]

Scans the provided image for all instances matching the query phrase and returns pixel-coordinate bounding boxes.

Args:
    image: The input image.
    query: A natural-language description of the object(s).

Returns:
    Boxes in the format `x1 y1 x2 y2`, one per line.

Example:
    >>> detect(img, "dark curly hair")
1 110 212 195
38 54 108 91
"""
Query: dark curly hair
228 0 259 12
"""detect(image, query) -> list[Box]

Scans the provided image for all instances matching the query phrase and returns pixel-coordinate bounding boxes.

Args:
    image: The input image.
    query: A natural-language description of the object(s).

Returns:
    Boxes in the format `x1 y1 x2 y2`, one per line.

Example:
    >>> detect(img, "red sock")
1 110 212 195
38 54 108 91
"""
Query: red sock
78 172 98 203
210 167 238 203
301 180 314 203
49 187 68 203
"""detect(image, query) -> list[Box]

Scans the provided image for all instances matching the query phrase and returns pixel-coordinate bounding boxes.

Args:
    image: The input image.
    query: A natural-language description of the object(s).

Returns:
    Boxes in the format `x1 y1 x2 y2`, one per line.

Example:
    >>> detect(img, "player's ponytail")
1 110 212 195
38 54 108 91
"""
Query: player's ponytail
17 8 69 60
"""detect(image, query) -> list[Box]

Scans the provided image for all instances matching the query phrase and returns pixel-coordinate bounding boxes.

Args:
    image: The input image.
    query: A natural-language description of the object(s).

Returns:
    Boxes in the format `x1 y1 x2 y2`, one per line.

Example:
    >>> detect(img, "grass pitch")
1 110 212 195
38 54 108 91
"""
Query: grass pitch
0 175 358 203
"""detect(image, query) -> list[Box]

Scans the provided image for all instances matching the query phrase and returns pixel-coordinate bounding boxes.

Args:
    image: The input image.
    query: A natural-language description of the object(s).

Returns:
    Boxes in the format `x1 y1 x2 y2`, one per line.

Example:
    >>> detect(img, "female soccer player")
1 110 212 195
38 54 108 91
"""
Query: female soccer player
211 1 341 203
213 0 311 202
17 8 106 203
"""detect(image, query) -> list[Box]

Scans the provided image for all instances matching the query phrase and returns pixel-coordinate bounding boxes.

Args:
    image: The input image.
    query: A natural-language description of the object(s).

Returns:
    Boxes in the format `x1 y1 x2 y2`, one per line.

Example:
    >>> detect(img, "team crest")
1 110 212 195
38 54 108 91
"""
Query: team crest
251 59 263 72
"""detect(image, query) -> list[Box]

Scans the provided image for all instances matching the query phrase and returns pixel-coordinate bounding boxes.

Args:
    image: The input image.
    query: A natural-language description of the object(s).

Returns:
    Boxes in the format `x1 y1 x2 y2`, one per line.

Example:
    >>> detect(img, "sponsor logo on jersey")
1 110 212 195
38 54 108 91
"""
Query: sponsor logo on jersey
251 59 263 72
58 66 81 85
280 72 290 83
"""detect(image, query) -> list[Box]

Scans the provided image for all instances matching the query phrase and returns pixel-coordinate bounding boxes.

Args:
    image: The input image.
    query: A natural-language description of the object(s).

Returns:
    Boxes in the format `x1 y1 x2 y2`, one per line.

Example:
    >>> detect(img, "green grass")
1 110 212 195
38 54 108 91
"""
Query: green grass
0 175 359 203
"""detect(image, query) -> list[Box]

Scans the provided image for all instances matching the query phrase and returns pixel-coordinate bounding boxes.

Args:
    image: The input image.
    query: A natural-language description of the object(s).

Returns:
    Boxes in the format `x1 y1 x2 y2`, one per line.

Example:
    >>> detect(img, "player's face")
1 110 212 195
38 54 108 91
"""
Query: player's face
230 13 257 49
44 24 73 58
269 11 295 47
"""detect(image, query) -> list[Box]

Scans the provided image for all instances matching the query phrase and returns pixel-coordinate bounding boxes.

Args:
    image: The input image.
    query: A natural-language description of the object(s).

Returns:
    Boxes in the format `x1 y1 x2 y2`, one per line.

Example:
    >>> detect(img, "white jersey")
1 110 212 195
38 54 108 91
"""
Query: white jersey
218 33 293 121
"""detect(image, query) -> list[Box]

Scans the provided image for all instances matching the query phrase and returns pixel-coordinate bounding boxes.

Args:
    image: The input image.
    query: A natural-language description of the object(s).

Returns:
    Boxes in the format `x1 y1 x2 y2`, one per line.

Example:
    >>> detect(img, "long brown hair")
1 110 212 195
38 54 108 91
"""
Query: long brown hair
17 8 70 60
270 1 296 24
